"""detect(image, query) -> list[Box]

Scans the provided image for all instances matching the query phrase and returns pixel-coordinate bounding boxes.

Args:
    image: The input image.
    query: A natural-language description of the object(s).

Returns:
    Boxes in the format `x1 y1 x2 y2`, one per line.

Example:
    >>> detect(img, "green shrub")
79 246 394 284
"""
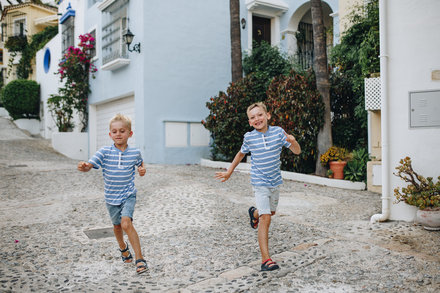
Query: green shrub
344 148 369 182
203 74 264 161
1 79 40 120
329 0 379 150
5 35 28 52
243 41 290 79
330 71 366 150
266 70 325 174
47 94 74 132
204 42 293 162
242 41 291 101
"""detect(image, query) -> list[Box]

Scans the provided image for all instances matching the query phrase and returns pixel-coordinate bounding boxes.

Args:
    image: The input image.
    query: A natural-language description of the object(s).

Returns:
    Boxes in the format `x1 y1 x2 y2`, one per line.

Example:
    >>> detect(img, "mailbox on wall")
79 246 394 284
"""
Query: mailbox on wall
409 89 440 128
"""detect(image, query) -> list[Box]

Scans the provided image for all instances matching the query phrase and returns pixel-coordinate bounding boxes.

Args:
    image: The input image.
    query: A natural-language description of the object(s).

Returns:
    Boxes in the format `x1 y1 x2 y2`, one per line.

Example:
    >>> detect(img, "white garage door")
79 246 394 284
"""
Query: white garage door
95 96 136 150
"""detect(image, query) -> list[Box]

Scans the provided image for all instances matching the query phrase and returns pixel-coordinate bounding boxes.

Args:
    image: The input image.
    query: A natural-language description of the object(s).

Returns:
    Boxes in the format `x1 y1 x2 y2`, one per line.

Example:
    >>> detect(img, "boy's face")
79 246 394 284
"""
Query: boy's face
248 106 271 132
109 121 133 147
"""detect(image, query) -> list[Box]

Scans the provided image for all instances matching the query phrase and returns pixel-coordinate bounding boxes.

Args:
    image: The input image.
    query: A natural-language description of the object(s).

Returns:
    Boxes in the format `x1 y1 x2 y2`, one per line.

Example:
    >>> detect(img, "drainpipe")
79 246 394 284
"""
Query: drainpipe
370 0 390 223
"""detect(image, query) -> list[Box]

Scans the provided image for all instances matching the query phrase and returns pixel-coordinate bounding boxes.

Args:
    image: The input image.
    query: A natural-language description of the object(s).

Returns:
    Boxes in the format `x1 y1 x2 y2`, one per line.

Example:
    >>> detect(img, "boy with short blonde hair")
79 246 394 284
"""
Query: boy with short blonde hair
216 102 301 271
78 113 147 274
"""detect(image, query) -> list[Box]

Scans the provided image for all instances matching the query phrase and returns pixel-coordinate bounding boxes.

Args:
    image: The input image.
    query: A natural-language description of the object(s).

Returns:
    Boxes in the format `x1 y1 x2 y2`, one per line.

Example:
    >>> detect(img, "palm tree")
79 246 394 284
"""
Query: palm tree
311 0 332 176
230 0 242 82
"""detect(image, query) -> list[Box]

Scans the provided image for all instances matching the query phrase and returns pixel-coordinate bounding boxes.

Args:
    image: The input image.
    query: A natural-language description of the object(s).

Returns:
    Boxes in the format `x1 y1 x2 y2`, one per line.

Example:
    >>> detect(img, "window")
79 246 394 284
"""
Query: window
1 24 6 42
13 18 26 37
0 49 3 65
62 16 75 53
89 29 96 58
101 0 129 65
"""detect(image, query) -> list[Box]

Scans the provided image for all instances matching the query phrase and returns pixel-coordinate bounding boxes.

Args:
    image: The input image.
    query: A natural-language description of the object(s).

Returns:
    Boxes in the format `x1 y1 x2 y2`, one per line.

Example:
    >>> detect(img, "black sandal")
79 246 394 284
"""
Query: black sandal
135 259 148 274
119 241 133 263
261 258 280 271
248 206 259 229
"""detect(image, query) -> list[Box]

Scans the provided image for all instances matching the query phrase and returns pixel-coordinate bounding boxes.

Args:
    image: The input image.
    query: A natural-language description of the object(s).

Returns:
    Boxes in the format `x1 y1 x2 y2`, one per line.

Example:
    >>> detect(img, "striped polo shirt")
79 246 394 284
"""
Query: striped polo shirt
240 126 291 187
89 145 143 205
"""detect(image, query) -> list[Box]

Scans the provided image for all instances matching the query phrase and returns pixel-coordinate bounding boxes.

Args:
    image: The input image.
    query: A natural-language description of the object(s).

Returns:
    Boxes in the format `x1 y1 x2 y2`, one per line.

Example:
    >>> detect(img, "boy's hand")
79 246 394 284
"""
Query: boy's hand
78 161 93 172
138 163 146 176
283 130 297 144
215 171 232 182
283 131 301 155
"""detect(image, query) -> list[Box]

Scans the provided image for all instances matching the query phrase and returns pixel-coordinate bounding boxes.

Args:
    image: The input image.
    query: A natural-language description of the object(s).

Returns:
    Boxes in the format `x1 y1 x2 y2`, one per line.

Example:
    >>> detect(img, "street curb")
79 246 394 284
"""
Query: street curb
200 158 366 191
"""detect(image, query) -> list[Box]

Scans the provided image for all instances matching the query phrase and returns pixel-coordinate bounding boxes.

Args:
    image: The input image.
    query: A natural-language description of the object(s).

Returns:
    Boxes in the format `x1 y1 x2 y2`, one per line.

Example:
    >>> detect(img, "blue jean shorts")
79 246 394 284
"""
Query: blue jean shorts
106 193 136 225
252 185 280 215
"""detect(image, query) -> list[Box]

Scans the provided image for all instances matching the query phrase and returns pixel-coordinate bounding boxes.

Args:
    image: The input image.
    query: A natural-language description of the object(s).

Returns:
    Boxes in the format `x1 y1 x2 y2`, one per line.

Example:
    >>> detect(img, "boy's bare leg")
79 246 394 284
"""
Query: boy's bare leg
113 224 132 261
121 217 144 261
258 214 271 261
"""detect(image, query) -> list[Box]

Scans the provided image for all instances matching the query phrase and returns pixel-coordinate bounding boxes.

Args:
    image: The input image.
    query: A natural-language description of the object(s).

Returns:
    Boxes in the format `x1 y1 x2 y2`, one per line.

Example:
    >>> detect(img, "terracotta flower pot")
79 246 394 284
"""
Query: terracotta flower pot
329 161 347 180
416 208 440 231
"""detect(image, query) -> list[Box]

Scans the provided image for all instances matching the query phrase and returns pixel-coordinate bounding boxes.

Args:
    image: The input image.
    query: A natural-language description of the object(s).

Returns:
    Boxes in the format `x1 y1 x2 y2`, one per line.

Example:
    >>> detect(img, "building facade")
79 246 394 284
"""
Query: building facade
37 0 339 164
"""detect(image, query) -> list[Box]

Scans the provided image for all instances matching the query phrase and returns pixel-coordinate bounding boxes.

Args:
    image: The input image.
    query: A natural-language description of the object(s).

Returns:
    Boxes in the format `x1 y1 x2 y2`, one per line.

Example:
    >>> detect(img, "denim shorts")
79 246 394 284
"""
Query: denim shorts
252 185 280 215
106 193 136 225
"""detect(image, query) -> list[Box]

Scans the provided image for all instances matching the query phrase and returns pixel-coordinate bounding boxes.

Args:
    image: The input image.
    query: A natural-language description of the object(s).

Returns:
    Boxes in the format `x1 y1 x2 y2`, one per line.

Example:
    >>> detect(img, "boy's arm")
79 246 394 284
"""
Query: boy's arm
215 151 246 182
77 161 93 172
138 162 146 176
284 131 301 155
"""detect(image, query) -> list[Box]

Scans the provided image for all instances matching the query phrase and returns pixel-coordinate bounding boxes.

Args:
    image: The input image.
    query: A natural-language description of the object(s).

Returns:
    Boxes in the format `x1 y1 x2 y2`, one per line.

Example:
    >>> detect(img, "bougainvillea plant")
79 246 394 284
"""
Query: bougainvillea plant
48 33 97 132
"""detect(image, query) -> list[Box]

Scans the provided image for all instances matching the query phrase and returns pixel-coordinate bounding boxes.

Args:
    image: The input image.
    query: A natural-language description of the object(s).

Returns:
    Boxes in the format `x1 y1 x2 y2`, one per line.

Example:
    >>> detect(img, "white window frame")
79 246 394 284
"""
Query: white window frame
100 0 130 71
13 17 26 37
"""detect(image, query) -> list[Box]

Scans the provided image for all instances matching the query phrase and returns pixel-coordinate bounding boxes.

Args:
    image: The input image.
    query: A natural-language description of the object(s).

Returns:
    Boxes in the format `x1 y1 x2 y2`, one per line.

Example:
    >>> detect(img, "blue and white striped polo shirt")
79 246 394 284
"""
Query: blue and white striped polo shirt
240 126 291 187
89 145 143 205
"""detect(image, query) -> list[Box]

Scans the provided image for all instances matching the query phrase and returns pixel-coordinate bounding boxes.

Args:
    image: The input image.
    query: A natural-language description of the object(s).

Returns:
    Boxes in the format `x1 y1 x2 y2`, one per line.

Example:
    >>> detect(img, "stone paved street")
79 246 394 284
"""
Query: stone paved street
0 117 439 292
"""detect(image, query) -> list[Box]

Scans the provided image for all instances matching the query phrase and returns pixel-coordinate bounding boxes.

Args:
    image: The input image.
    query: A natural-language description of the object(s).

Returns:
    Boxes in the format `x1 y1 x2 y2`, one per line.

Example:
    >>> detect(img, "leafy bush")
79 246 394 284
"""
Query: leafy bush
243 41 290 79
330 71 366 150
344 148 369 182
202 74 264 161
203 42 292 162
47 95 74 132
5 35 28 52
329 0 379 150
266 70 325 174
1 79 40 120
242 41 291 101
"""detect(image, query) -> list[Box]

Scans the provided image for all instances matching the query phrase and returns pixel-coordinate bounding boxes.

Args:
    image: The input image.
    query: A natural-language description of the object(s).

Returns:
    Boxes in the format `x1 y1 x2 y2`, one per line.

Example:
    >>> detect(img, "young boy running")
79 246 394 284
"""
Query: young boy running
215 102 301 271
77 113 148 274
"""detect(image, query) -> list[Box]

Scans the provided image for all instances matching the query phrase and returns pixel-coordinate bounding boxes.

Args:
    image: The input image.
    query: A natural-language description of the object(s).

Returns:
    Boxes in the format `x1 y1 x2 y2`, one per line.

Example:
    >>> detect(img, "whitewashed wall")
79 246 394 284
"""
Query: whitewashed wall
36 34 62 139
386 0 440 220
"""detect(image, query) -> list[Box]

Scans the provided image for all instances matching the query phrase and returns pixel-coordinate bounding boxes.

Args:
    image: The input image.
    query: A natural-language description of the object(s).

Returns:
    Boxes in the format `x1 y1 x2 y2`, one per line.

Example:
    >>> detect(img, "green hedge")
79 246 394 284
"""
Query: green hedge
1 79 40 120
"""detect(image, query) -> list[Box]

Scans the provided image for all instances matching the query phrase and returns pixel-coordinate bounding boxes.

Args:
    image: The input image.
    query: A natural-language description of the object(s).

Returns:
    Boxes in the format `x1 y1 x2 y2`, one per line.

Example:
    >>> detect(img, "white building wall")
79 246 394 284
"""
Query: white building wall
386 0 440 221
36 34 62 139
36 0 87 138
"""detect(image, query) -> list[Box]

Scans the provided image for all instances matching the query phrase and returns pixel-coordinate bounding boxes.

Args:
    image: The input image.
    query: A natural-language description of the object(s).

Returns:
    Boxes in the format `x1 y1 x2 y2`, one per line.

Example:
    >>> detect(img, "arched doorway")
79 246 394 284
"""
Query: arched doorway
286 1 334 70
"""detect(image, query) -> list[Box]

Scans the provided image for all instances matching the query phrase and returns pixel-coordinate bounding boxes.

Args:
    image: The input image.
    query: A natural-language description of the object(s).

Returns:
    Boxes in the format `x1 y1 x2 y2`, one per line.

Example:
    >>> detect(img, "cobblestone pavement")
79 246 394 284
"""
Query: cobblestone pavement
0 118 439 292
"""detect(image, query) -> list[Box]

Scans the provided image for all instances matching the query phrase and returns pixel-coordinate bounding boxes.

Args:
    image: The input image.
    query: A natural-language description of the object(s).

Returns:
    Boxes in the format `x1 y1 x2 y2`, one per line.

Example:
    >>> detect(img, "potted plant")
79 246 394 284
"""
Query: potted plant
320 146 348 179
394 157 440 230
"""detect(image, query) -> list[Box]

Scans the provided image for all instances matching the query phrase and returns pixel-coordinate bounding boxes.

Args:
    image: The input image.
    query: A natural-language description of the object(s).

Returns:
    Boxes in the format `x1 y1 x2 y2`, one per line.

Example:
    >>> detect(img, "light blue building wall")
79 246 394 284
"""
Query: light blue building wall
85 0 231 164
81 0 338 165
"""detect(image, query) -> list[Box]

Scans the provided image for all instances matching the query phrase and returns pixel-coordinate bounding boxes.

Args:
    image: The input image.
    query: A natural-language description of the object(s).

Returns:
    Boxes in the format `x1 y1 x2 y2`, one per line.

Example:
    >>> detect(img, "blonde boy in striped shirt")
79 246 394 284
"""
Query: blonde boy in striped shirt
215 102 301 271
78 113 147 274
